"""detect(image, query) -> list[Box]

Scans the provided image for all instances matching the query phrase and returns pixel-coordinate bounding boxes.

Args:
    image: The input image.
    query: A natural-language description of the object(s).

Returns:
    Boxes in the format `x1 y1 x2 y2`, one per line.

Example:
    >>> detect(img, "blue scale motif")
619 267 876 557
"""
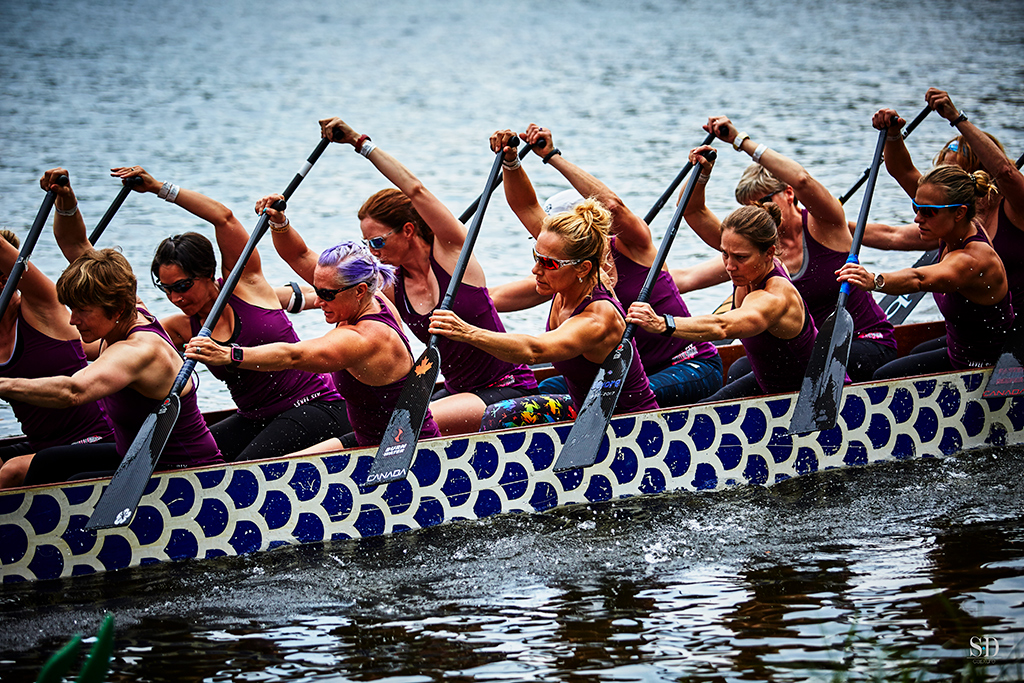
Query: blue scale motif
2 368 1021 583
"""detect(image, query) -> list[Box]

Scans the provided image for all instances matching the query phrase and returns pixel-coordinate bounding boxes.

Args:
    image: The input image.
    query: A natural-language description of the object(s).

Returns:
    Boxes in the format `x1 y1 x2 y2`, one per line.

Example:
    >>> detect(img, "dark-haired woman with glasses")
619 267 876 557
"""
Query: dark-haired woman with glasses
837 164 1013 379
429 197 658 424
189 231 441 451
315 117 537 436
109 167 350 462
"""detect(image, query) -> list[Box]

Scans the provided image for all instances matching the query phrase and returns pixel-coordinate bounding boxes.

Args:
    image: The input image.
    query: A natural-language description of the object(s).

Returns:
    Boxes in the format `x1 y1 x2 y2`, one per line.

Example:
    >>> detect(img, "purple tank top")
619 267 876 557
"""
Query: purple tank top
0 312 113 450
547 283 659 414
741 262 818 394
102 311 222 467
394 254 536 394
610 237 719 372
190 292 341 419
331 298 441 447
991 198 1024 310
934 229 1014 369
792 210 896 348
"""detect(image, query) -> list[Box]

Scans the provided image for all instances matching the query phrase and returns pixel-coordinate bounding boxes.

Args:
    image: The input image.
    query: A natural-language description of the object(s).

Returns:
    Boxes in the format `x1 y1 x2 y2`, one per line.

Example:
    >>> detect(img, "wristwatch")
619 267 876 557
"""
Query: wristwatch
230 344 244 368
661 313 676 337
873 273 885 291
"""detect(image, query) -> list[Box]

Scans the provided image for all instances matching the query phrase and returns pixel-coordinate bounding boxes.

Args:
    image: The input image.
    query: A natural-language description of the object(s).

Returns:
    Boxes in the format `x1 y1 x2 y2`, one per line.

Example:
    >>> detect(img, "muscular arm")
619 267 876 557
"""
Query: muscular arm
670 255 730 293
489 277 551 312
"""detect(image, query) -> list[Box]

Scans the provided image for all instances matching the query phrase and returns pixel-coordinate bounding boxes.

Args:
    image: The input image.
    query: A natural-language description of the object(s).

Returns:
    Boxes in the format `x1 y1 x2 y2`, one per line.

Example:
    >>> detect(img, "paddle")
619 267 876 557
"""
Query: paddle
980 150 1024 398
0 175 68 318
88 176 143 245
458 139 541 223
788 127 889 435
86 137 334 530
643 131 718 225
363 137 519 487
838 105 931 205
553 151 717 472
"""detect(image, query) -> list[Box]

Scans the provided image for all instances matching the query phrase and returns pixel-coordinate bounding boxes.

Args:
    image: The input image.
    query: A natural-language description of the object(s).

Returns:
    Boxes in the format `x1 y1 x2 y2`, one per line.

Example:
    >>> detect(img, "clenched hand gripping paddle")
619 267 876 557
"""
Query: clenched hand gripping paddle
0 175 67 318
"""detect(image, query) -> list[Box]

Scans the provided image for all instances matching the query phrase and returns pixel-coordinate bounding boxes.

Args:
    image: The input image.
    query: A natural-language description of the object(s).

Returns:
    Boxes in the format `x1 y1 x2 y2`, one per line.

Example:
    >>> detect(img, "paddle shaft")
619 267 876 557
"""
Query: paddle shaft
643 131 718 224
839 127 890 307
169 137 333 395
839 105 931 205
0 175 68 318
457 139 539 224
88 176 143 245
622 149 717 347
425 137 518 349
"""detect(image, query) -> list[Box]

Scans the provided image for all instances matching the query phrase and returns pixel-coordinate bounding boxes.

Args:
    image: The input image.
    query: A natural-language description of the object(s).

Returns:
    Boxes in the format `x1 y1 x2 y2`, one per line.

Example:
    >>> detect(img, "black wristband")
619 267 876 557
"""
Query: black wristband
542 148 562 164
661 313 676 337
285 281 303 314
950 112 968 127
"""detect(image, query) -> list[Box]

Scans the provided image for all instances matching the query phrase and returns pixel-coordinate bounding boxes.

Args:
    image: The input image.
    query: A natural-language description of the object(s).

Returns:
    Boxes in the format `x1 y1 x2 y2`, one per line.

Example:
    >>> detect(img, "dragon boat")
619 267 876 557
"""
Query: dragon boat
2 321 1022 584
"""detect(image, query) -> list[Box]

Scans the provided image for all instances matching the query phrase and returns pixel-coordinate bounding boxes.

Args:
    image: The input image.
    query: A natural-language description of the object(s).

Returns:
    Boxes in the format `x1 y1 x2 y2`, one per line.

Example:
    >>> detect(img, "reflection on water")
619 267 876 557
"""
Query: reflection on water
3 446 1023 681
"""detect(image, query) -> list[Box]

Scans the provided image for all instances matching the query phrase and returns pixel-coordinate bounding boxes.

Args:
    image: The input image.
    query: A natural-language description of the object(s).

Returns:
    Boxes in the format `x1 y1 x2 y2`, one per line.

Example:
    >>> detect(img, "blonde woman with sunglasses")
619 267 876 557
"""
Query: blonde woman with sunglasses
429 197 658 426
837 165 1013 379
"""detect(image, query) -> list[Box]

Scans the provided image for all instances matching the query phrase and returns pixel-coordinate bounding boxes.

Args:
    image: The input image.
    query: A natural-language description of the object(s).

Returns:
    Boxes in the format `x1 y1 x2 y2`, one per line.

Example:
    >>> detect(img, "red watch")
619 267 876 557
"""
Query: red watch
230 344 243 368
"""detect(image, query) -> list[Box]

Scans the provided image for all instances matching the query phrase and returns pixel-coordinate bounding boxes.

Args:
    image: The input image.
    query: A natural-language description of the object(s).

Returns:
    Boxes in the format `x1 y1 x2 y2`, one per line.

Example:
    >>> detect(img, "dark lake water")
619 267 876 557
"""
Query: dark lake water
1 0 1023 680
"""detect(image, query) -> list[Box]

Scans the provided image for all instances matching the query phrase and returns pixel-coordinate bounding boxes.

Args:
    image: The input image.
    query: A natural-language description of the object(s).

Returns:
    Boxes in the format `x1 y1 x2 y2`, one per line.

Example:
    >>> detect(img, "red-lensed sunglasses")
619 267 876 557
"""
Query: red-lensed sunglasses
532 247 582 270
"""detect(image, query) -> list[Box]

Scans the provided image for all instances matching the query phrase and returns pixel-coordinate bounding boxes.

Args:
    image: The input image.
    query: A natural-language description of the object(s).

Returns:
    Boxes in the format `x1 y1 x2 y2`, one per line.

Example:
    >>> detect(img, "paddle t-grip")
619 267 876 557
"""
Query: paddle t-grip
271 199 286 212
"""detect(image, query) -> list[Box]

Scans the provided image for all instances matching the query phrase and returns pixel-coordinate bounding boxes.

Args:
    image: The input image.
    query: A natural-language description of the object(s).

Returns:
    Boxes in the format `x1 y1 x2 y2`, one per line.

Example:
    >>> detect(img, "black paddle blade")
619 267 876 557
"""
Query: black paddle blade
983 335 1024 398
878 249 939 326
85 394 182 530
788 309 853 434
553 341 634 471
364 346 441 487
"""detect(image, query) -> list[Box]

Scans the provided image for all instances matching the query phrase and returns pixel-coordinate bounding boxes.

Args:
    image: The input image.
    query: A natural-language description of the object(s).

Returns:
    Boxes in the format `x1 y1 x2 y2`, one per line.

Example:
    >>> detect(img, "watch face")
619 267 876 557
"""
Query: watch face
231 346 243 363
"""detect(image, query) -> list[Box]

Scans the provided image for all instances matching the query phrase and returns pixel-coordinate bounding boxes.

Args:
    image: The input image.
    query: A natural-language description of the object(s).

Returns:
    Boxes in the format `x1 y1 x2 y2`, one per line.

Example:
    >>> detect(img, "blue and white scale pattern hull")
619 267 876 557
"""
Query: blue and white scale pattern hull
2 369 1022 583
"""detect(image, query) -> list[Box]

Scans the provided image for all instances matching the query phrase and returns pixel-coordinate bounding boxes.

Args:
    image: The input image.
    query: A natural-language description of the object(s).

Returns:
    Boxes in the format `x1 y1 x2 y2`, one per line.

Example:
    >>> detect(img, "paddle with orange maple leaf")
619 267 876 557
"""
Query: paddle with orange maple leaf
363 136 520 487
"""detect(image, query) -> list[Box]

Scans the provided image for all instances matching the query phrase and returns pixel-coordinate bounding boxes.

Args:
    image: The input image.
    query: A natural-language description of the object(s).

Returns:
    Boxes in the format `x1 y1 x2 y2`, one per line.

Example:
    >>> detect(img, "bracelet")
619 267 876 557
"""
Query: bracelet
355 134 371 152
697 172 711 184
751 144 768 164
285 281 304 314
157 182 180 203
542 148 561 164
54 202 79 217
732 132 750 151
269 216 290 233
950 111 968 127
886 133 902 141
501 156 521 171
358 141 377 158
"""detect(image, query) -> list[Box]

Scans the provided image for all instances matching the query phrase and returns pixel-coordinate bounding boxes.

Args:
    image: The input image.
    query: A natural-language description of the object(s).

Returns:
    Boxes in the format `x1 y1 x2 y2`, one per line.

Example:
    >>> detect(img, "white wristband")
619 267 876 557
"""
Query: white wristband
359 141 378 158
158 182 180 203
697 172 711 184
269 216 290 232
54 203 79 217
502 156 521 171
751 144 768 164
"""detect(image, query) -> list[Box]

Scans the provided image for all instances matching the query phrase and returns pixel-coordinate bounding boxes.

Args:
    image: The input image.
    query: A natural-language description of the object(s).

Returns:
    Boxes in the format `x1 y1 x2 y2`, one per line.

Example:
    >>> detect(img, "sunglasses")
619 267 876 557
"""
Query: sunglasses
314 280 362 302
757 191 780 204
362 229 396 250
153 275 196 294
532 247 582 271
912 200 966 219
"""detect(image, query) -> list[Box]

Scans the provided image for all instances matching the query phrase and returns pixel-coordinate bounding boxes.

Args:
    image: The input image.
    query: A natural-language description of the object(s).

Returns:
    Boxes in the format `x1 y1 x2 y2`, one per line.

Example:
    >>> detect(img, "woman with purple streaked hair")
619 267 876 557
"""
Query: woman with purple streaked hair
187 233 441 452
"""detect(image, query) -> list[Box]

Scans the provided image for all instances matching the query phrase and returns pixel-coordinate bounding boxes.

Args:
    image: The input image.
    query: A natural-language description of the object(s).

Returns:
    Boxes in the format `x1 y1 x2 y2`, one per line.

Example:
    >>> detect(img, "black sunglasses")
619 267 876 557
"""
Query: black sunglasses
314 280 363 302
153 275 196 294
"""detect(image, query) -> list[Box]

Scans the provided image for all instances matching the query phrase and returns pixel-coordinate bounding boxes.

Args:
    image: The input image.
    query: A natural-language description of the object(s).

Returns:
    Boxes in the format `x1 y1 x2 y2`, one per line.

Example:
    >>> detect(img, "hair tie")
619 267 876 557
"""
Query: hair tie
969 171 978 186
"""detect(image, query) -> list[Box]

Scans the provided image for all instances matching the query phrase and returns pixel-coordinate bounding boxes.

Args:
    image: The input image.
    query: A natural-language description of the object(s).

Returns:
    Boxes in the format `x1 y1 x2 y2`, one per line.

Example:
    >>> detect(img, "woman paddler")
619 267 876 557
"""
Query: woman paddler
863 88 1024 332
681 117 897 382
0 228 114 489
1 169 222 485
428 194 658 426
312 117 538 435
628 203 817 401
489 125 723 407
112 166 350 462
187 237 441 451
837 164 1013 378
